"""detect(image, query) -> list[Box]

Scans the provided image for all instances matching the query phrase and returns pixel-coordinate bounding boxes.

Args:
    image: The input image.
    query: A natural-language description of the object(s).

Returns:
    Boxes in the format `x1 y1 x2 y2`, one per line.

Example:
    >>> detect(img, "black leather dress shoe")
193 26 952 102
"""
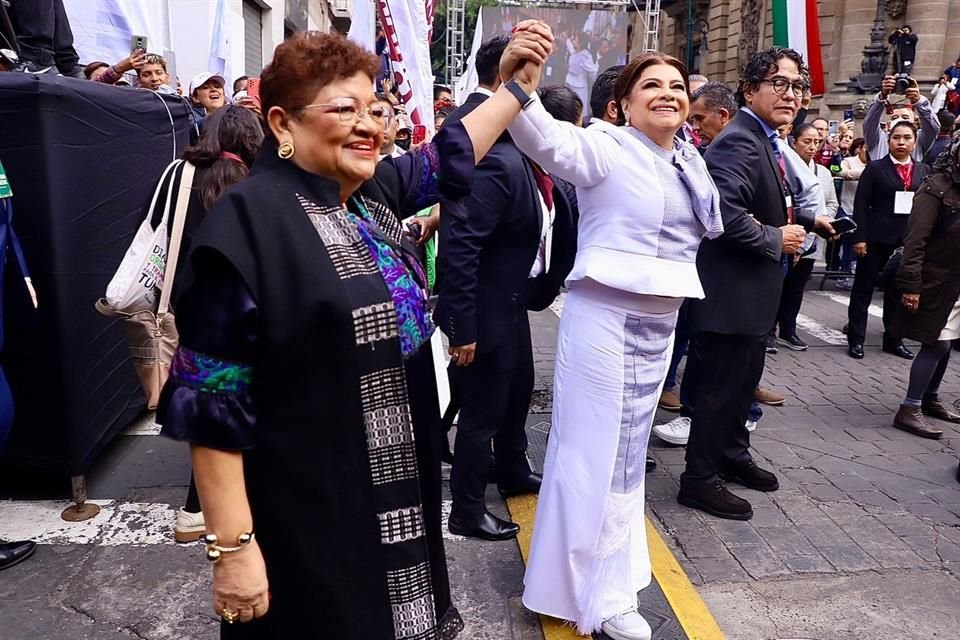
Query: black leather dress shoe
956 462 960 485
0 540 36 571
848 344 864 359
448 511 520 541
678 480 753 520
646 456 657 473
498 472 542 499
720 460 779 491
883 343 915 360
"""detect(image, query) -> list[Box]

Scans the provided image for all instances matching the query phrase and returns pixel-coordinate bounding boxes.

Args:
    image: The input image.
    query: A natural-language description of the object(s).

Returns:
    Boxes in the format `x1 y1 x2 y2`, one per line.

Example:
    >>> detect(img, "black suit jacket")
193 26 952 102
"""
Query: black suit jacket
852 156 930 246
689 110 815 336
525 175 578 312
434 92 544 351
433 93 543 353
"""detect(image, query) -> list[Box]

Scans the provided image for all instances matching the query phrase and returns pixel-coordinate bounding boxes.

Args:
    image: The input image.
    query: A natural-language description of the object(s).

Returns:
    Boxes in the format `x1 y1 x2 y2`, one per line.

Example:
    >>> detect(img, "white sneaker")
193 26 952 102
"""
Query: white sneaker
745 419 758 432
601 610 652 640
652 416 691 445
174 508 206 543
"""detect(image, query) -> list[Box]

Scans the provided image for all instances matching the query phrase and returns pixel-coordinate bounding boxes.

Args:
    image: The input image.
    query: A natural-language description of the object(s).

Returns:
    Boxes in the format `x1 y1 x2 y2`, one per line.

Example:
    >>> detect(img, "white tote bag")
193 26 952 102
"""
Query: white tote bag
103 160 183 313
95 161 194 409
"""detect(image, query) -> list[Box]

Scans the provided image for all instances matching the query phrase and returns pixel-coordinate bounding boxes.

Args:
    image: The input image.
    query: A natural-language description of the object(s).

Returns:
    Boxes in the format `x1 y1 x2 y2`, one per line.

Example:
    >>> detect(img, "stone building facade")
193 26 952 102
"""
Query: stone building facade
633 0 960 123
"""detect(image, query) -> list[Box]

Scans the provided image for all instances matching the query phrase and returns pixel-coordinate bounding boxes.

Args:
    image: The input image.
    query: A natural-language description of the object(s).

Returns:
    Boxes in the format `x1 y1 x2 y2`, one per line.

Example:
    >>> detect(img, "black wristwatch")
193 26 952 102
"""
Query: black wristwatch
504 78 534 109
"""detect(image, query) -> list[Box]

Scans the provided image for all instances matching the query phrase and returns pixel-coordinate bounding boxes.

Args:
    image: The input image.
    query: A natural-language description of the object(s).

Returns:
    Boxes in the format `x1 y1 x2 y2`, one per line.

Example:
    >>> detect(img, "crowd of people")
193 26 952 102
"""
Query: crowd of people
2 7 960 640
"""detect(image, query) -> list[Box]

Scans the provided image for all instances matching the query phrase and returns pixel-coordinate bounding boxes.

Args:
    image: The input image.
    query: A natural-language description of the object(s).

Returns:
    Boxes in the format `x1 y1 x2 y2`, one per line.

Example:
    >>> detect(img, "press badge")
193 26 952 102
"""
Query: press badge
894 191 914 215
784 195 795 223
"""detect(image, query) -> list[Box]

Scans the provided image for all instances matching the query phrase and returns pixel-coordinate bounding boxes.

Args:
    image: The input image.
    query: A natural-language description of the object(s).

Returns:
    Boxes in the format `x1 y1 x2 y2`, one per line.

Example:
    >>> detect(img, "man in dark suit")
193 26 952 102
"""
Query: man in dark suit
680 47 834 520
435 35 575 541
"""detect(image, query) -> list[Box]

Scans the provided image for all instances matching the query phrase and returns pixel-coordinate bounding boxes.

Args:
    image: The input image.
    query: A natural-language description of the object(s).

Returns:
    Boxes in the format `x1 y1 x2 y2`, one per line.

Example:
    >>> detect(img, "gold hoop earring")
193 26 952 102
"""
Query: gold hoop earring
278 141 295 160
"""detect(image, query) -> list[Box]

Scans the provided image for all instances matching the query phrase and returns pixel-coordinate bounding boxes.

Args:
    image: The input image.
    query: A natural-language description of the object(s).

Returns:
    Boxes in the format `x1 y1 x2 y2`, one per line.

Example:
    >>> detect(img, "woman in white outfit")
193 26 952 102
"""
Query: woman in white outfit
502 49 723 640
564 33 598 118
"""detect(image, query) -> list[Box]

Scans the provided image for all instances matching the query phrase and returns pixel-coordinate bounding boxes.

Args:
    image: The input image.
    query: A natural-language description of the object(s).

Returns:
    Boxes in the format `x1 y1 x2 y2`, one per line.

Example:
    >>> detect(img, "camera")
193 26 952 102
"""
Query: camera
894 73 912 94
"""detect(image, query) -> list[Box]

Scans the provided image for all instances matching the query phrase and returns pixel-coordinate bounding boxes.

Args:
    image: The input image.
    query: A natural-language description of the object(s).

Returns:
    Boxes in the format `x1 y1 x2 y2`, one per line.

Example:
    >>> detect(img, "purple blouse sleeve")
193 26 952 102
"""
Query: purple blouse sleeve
94 66 123 85
157 251 258 451
386 120 476 217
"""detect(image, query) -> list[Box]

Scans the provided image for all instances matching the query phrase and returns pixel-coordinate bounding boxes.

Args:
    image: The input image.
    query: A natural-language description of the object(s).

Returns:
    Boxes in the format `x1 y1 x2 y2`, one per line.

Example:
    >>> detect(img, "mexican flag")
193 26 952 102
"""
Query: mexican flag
772 0 825 96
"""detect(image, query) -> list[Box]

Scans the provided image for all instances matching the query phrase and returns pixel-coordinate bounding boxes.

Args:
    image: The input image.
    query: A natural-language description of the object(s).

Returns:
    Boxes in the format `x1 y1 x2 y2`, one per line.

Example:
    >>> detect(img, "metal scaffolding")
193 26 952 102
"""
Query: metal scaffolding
637 0 662 53
444 0 465 86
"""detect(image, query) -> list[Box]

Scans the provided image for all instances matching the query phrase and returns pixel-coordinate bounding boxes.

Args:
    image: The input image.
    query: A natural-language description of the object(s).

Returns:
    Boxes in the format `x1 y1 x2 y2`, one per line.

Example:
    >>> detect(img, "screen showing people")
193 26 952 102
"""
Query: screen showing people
481 6 629 119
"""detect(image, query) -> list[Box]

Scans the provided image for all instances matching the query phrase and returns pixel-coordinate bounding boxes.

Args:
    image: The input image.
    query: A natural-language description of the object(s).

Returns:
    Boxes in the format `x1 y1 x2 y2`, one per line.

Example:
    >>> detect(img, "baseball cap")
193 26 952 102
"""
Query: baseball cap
189 72 225 96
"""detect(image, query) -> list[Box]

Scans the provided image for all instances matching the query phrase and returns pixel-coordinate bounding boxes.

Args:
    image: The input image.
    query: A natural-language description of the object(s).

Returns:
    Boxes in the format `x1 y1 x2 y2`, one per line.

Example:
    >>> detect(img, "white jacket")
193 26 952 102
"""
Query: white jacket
507 95 722 299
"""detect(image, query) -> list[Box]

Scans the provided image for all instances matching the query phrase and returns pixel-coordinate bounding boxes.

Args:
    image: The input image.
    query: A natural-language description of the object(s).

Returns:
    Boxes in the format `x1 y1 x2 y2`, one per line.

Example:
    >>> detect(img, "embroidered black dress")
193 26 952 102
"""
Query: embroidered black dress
158 124 475 639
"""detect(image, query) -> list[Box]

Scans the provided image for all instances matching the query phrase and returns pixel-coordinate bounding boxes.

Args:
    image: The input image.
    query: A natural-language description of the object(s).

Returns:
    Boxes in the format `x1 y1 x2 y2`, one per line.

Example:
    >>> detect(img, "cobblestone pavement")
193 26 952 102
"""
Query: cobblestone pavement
642 287 960 640
528 286 960 639
2 284 958 640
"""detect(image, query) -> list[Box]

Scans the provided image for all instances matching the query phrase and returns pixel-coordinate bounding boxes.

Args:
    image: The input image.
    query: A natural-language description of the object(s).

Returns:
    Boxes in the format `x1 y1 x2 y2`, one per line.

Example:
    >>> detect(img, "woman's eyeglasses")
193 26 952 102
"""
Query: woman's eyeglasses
301 98 392 126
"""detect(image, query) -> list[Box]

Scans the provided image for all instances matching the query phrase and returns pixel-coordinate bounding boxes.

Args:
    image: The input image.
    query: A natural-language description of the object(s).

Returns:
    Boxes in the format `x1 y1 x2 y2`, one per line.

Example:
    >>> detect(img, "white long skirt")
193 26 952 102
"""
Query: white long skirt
522 279 680 634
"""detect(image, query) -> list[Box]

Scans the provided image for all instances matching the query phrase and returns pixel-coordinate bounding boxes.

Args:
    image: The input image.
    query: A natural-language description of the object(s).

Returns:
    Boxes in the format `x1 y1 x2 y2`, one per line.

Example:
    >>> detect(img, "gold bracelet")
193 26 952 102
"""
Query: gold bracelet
201 531 255 563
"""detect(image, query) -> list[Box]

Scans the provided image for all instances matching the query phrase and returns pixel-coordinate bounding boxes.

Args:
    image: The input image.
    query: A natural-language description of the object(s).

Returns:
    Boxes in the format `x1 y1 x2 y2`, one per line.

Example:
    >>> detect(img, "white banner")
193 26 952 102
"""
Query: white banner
379 0 434 137
348 0 377 52
63 0 230 89
64 0 165 71
207 0 230 81
455 9 483 104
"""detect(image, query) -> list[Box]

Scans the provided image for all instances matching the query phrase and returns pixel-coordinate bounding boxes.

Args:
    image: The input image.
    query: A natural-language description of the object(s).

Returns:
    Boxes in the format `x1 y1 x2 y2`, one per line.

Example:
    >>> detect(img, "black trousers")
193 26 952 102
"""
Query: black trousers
8 0 77 70
682 331 766 484
847 242 901 347
777 257 815 336
449 312 534 523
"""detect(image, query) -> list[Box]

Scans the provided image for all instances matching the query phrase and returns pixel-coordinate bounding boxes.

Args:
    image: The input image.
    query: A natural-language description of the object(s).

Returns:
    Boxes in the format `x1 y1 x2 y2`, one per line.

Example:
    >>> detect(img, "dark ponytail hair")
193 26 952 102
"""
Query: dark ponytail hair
182 105 264 211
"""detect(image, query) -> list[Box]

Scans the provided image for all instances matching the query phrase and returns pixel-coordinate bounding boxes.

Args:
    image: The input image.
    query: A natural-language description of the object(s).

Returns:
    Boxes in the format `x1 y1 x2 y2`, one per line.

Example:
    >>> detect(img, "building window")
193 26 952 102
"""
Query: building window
243 0 263 76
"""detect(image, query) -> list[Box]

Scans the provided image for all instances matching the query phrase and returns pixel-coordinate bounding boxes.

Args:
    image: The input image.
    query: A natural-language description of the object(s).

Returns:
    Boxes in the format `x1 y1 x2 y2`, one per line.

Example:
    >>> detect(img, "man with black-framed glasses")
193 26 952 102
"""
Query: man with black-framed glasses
680 47 836 521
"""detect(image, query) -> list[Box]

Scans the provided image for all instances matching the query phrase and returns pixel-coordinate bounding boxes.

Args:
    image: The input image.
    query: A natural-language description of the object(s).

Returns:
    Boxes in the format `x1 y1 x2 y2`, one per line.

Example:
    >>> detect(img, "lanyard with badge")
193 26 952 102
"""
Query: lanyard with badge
893 162 914 215
773 145 795 224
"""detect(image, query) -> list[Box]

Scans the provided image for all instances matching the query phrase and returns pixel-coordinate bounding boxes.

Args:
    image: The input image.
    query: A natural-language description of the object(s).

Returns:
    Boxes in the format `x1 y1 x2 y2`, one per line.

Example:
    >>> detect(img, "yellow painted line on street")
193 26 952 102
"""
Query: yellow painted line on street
507 494 584 638
646 518 726 640
506 494 725 640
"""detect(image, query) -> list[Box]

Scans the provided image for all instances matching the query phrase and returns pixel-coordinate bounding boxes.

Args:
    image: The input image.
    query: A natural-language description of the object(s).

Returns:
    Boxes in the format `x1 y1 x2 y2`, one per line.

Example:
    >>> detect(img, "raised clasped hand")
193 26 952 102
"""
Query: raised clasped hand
499 20 554 93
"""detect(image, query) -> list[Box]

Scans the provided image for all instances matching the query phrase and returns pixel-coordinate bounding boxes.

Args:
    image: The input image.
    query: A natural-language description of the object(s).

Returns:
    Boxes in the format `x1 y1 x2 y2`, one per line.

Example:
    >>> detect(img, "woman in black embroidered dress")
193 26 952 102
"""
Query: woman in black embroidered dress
158 29 553 639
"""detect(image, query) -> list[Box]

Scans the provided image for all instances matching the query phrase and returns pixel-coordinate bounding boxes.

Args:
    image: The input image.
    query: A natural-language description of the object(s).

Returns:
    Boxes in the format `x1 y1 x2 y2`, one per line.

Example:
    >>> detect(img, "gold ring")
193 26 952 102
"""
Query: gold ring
221 609 239 624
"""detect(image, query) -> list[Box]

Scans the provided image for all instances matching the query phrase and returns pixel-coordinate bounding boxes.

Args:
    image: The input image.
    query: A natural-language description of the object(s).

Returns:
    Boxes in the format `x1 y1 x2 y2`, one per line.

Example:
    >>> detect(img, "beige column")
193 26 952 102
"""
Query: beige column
946 3 960 71
703 0 732 80
723 0 742 85
904 0 950 82
834 0 884 91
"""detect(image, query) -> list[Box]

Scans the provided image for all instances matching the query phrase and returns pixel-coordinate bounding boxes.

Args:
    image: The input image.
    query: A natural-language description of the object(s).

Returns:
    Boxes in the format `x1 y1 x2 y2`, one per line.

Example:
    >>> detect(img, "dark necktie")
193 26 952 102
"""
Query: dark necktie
770 134 794 224
529 161 554 210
